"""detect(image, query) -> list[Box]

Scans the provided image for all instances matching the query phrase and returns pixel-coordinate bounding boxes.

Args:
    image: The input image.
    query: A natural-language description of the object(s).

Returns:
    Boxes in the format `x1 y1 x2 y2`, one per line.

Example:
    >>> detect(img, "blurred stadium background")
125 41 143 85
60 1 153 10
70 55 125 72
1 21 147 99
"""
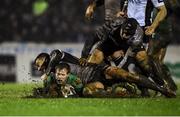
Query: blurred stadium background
0 0 180 83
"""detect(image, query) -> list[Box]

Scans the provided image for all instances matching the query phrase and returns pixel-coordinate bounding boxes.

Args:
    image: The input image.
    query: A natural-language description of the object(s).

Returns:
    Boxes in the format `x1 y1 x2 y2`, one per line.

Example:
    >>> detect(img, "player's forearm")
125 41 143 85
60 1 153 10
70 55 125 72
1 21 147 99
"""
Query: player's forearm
152 5 167 30
85 1 97 20
89 1 96 9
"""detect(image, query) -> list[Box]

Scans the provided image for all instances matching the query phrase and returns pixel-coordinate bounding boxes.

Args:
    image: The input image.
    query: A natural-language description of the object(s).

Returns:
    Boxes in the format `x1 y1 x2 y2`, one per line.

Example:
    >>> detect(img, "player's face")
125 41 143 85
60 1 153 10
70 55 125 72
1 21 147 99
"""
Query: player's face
35 57 46 71
55 68 69 84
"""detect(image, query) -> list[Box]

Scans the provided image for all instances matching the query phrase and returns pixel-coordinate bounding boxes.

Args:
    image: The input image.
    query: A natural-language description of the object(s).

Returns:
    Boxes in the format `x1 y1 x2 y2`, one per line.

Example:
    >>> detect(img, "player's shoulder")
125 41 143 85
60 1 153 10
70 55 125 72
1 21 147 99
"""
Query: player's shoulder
68 73 78 81
67 73 82 85
45 73 56 83
150 0 165 7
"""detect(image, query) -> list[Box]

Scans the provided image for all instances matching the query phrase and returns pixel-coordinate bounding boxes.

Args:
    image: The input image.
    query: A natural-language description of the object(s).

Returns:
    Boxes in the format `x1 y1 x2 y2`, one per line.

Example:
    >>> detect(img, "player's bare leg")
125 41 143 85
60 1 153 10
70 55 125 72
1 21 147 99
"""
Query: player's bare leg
104 66 176 97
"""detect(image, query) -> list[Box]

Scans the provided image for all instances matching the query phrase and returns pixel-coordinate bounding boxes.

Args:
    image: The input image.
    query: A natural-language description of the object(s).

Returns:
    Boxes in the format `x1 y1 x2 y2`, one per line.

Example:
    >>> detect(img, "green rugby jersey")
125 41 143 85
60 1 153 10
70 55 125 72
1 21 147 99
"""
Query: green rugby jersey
44 73 83 94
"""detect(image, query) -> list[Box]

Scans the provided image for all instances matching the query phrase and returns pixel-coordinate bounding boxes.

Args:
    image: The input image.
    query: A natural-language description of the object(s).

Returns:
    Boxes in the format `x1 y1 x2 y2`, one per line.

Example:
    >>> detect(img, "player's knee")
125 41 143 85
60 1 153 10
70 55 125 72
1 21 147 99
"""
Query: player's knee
105 66 129 79
94 82 104 89
83 82 104 96
88 82 104 89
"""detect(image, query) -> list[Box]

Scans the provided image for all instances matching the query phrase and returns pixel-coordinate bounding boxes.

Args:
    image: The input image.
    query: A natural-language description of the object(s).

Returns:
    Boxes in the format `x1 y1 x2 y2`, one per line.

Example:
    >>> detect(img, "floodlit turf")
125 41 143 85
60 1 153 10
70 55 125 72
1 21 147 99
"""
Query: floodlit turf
0 83 180 116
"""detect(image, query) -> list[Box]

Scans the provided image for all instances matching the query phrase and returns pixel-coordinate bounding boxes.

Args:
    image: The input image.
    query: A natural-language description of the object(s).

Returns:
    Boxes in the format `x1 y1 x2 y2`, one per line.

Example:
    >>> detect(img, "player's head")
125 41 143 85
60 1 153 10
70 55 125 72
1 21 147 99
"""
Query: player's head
120 18 138 40
34 53 50 71
55 62 71 84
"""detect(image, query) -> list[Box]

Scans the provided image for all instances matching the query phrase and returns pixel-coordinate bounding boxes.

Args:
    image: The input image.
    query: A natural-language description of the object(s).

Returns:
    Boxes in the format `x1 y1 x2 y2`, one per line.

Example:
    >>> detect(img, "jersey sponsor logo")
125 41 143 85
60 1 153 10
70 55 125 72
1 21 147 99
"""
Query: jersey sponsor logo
128 0 141 4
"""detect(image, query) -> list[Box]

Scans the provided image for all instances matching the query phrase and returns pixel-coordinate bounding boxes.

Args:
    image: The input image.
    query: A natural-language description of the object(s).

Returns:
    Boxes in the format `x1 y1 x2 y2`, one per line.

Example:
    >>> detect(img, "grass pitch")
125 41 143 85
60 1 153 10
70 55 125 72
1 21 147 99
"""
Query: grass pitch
0 83 180 116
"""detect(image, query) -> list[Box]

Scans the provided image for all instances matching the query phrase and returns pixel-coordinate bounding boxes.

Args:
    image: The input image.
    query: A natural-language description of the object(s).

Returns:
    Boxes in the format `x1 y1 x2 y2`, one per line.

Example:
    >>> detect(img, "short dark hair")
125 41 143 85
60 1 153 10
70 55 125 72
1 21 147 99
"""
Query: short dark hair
55 62 71 73
121 18 138 36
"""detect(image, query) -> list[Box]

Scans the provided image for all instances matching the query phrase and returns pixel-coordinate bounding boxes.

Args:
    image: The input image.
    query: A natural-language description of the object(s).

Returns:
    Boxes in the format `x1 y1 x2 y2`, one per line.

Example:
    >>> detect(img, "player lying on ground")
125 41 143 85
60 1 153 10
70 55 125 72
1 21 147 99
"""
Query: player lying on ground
34 49 175 98
33 62 83 98
34 58 137 98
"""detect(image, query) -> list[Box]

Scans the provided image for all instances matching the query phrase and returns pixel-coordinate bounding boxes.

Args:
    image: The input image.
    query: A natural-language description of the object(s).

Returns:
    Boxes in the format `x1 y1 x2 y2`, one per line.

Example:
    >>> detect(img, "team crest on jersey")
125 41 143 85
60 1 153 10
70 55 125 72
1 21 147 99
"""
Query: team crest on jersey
128 0 141 4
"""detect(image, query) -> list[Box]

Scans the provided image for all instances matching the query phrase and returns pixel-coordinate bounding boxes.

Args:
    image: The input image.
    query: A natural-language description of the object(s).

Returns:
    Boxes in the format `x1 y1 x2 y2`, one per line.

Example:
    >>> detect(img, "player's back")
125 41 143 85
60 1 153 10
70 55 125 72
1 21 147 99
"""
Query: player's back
68 63 105 85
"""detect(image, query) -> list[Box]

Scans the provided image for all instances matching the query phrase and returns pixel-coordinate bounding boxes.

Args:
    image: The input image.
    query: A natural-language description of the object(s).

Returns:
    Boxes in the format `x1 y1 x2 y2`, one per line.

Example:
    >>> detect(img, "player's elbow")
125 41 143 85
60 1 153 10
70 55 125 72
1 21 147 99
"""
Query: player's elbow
158 5 167 18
